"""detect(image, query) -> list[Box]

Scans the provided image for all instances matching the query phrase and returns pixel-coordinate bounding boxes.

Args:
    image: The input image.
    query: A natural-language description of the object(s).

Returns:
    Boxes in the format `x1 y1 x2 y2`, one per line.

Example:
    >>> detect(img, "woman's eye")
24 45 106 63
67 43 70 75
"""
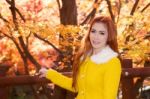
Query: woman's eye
91 30 96 33
99 32 105 35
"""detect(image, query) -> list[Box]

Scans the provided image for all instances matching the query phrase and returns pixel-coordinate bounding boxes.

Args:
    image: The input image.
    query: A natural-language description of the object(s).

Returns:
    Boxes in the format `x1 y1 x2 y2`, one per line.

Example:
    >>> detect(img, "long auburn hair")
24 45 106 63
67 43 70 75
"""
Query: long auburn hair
72 16 119 89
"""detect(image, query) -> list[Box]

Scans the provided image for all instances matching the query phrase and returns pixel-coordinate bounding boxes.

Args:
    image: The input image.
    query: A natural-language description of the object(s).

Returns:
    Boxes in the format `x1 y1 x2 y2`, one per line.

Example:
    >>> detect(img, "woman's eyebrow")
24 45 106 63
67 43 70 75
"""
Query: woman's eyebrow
98 30 105 32
91 28 95 30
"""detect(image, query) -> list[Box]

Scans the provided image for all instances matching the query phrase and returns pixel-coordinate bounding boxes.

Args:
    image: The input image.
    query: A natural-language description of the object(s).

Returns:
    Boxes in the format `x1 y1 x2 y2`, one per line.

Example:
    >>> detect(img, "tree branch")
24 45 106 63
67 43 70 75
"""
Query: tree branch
5 0 11 4
18 36 41 71
0 31 12 39
15 7 26 22
116 0 122 23
34 33 63 56
26 32 32 49
1 31 29 74
0 14 9 23
7 0 18 29
105 0 115 22
80 9 96 25
141 2 150 13
56 0 61 10
80 0 100 25
144 32 150 39
6 0 25 23
12 38 30 74
130 0 140 15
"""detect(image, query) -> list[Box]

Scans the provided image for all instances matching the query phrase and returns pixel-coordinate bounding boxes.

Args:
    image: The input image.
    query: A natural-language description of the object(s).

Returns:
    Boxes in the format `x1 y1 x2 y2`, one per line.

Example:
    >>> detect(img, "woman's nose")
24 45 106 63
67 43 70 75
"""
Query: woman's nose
93 33 100 39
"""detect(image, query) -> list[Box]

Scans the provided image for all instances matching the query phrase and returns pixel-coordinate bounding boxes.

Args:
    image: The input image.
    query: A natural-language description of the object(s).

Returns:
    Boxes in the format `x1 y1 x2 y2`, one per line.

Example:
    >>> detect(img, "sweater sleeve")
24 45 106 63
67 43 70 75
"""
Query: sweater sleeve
104 58 121 99
46 69 76 92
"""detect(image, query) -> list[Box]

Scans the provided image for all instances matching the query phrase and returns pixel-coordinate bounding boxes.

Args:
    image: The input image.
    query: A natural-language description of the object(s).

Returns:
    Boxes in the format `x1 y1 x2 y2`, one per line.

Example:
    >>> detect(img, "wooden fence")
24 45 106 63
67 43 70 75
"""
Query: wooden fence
0 59 150 99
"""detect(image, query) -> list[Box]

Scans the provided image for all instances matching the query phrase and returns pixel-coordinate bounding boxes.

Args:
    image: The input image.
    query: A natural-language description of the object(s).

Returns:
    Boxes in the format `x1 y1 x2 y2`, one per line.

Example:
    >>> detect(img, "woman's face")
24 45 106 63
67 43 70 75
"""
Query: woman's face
90 22 108 50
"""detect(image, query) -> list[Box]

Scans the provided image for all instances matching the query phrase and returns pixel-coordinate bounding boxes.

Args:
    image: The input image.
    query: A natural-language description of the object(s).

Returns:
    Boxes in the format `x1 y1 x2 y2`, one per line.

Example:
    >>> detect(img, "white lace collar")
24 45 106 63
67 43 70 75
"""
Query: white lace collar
90 45 118 64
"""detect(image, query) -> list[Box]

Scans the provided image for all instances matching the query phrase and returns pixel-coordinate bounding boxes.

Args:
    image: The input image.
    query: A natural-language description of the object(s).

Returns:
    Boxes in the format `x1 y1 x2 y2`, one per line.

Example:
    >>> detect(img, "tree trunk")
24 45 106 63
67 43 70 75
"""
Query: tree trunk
56 1 78 98
121 59 136 99
56 0 78 72
60 0 77 25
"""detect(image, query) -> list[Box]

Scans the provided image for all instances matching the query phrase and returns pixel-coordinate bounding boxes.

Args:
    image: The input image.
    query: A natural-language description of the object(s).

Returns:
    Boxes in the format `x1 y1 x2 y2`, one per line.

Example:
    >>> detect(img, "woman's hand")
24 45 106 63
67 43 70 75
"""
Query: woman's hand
39 67 48 78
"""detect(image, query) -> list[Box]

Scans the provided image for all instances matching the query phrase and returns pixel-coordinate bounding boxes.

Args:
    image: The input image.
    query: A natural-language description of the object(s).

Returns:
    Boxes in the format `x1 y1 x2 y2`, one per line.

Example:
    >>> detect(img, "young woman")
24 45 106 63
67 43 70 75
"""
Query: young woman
39 16 121 99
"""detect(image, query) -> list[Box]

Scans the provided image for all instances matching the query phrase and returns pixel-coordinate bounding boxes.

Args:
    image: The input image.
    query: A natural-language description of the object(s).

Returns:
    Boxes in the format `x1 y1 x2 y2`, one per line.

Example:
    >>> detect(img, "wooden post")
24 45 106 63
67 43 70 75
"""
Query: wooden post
121 59 136 99
0 68 150 99
51 86 66 99
0 64 10 99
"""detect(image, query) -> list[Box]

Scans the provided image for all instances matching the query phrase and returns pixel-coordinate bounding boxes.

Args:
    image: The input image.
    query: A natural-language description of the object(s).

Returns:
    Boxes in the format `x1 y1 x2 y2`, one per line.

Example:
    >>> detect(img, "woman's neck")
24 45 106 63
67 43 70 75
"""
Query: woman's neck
92 45 107 55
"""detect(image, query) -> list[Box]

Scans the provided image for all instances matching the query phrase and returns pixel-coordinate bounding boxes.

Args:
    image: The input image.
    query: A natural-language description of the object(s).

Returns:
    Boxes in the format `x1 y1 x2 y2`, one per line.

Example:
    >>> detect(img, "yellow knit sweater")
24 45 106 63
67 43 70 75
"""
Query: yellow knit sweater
46 56 121 99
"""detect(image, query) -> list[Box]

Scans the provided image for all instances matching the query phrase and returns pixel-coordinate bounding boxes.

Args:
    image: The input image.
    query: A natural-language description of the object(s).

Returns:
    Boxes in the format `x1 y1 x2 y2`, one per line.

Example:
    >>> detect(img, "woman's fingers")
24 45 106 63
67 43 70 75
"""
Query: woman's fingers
39 73 46 78
39 68 48 78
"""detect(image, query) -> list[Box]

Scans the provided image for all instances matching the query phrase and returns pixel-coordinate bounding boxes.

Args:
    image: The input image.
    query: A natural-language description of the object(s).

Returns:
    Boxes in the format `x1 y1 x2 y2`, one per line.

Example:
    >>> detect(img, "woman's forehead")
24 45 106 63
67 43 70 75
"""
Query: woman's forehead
92 22 107 29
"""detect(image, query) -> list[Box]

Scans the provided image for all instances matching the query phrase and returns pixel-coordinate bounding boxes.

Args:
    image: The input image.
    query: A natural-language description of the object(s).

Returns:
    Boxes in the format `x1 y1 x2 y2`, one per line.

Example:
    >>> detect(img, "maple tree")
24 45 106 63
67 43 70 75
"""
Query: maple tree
0 0 150 99
0 0 149 73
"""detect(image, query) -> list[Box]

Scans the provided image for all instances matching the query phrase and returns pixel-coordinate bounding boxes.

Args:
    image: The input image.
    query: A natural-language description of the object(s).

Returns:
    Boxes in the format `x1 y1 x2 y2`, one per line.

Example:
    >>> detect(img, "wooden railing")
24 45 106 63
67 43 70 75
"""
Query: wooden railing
0 69 150 87
0 59 150 99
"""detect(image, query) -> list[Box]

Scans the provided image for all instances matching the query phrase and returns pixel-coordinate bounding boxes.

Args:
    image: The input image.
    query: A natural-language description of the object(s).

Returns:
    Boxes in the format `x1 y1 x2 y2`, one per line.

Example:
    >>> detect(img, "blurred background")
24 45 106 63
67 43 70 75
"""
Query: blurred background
0 0 150 99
